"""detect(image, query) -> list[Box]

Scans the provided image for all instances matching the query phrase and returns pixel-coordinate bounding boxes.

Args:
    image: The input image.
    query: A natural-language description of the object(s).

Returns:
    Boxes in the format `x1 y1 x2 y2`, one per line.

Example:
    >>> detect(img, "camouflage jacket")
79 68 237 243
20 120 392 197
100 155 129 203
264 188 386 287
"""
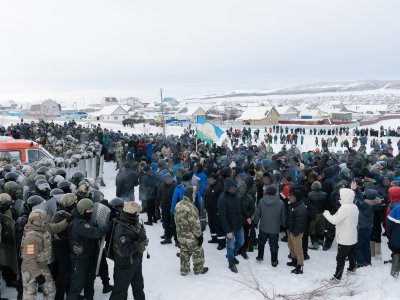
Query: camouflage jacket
21 220 68 277
174 196 202 244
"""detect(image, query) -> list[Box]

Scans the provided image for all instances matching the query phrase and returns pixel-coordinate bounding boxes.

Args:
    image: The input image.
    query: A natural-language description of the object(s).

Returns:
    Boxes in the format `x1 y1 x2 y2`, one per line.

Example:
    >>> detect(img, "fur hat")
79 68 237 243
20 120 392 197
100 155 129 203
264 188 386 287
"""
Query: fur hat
123 201 141 214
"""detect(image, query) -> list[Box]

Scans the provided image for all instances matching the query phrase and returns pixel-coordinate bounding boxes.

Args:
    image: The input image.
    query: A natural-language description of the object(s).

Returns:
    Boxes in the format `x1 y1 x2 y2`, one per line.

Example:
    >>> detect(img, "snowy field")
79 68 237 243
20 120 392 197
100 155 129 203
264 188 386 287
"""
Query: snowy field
2 117 400 299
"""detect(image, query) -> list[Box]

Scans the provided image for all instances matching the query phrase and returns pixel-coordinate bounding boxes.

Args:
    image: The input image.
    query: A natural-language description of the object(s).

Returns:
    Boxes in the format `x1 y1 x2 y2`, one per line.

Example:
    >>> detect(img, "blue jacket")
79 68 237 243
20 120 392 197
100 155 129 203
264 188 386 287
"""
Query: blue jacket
388 204 400 249
195 170 208 197
146 143 153 159
355 199 374 229
170 183 202 215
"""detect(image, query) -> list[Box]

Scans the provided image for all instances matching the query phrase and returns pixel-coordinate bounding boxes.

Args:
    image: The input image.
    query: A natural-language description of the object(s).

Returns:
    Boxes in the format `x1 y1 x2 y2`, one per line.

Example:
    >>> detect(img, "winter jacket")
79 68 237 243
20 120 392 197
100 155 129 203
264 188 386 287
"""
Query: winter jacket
69 209 111 259
307 190 328 215
253 194 286 234
139 170 159 201
21 215 69 278
174 196 202 244
388 205 400 249
286 200 308 236
204 181 224 215
116 168 139 200
195 170 208 197
238 181 255 219
323 188 359 246
170 182 202 215
218 178 246 234
156 182 176 209
112 215 148 265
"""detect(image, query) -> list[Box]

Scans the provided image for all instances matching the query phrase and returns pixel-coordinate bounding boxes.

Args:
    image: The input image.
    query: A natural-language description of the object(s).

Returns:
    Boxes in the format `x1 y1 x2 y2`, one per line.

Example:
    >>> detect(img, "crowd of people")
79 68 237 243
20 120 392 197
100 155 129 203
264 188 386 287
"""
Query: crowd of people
1 119 400 300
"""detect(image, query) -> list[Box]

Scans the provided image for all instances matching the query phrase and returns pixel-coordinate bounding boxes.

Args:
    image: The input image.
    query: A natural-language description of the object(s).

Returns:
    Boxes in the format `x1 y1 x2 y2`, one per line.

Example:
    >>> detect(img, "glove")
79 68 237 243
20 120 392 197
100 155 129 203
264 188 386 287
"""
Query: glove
36 274 46 286
138 229 147 242
197 234 203 247
66 214 74 223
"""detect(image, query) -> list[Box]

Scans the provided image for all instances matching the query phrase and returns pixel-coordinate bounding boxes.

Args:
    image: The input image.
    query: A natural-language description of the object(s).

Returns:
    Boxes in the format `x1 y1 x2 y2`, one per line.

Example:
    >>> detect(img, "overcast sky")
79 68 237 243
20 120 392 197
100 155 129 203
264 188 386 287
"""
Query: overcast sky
0 0 399 104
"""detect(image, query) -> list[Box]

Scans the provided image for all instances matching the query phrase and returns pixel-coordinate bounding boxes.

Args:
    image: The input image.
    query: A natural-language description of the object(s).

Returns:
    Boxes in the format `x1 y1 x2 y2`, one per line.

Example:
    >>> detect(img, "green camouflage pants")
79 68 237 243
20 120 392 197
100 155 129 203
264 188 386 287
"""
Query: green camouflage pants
22 266 55 300
180 242 205 275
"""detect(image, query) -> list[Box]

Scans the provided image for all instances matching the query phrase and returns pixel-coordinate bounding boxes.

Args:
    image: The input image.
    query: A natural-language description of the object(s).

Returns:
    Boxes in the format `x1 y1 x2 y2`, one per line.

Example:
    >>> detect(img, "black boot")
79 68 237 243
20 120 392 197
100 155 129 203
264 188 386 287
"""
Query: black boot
208 236 218 244
217 240 226 250
102 283 114 294
271 252 279 267
161 238 172 245
240 249 249 260
287 258 297 267
291 265 303 274
229 262 238 273
391 253 400 278
256 244 265 261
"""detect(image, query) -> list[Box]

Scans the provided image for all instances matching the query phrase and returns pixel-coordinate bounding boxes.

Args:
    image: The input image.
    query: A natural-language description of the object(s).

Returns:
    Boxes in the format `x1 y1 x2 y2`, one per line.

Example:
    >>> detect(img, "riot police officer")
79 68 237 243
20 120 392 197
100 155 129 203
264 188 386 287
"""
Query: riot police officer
109 202 147 300
67 198 111 300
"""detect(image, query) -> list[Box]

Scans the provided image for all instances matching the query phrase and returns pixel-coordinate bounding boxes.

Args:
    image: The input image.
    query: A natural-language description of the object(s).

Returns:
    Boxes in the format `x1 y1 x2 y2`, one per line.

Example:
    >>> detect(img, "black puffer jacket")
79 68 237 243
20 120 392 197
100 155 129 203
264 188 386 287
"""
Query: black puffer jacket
218 178 246 234
307 190 328 215
204 181 224 215
287 200 308 236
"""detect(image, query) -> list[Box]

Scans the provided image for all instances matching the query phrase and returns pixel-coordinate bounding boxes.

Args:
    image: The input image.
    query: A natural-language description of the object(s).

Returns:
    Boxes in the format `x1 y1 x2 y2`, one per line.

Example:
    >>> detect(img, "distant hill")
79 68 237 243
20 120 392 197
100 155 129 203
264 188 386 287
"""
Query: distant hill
185 80 400 101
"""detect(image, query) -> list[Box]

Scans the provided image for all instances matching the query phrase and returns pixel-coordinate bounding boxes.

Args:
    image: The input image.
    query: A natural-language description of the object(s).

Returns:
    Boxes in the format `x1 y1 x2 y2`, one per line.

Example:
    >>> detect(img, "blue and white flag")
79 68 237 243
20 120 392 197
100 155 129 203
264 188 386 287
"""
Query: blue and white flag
196 117 224 144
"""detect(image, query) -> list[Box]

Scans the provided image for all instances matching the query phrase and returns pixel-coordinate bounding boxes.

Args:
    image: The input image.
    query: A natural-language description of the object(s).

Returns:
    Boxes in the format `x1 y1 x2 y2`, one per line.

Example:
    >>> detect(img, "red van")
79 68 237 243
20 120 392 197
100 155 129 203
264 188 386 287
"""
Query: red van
0 137 54 163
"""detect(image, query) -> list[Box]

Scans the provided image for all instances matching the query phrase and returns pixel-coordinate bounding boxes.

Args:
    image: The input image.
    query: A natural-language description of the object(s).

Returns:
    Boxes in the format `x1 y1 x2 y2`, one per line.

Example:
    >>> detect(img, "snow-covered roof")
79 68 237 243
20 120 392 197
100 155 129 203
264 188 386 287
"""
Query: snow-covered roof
299 109 321 117
88 105 129 117
175 106 206 117
275 106 298 114
237 106 273 121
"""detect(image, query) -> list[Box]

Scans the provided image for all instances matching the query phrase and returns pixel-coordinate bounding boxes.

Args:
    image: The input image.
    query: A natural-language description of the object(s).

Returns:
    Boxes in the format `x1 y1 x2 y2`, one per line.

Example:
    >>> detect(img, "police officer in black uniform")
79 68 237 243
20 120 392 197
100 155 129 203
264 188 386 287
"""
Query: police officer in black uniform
51 193 77 300
109 201 147 300
67 198 111 300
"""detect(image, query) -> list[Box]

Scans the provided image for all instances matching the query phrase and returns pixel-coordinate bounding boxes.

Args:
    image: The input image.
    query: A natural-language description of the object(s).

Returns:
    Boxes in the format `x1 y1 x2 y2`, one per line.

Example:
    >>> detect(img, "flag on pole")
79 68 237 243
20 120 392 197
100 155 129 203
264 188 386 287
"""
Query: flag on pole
196 117 224 144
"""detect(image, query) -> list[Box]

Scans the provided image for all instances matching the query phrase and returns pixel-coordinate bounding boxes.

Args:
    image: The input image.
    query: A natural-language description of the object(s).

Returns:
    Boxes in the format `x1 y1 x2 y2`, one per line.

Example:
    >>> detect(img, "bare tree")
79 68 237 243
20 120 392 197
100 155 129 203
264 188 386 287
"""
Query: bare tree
230 265 359 300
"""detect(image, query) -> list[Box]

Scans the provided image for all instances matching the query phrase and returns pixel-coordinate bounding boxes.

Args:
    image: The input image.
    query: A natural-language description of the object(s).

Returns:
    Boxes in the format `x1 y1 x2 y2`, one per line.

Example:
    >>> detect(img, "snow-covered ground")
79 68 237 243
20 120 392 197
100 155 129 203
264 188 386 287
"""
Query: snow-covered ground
2 117 400 299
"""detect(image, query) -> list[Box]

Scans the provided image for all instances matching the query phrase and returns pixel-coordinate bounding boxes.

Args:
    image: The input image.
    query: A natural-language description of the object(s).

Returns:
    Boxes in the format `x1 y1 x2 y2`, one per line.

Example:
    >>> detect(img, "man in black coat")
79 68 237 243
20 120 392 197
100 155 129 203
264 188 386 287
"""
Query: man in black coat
116 162 139 201
139 165 159 225
204 173 225 250
307 181 327 250
218 178 246 273
109 202 147 300
157 173 177 245
286 190 308 274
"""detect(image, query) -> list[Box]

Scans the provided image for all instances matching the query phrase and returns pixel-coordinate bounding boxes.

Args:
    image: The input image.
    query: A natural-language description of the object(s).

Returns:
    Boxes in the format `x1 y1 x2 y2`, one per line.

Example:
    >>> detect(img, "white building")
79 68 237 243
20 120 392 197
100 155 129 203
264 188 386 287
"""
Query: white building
174 106 206 122
28 99 61 118
88 105 130 121
236 106 280 125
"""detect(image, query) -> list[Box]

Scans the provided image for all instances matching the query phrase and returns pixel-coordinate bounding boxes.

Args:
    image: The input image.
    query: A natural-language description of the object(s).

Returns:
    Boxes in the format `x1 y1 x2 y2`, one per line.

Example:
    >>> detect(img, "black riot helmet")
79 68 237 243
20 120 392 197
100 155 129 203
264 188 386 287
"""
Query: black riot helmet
57 180 75 194
25 195 45 213
54 169 67 178
4 171 19 183
71 171 85 187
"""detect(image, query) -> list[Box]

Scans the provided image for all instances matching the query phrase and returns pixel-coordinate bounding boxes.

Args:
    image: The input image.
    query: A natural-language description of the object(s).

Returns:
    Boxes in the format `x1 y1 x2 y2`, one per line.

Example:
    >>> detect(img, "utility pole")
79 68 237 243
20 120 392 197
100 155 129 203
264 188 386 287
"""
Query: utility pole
160 88 166 136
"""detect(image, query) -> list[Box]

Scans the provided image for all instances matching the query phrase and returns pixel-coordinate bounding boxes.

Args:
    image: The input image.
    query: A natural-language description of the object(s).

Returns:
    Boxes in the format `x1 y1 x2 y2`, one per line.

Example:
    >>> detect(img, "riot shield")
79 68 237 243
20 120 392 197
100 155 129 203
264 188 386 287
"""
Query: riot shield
91 202 111 275
13 199 26 217
22 186 30 201
0 213 19 274
34 197 57 222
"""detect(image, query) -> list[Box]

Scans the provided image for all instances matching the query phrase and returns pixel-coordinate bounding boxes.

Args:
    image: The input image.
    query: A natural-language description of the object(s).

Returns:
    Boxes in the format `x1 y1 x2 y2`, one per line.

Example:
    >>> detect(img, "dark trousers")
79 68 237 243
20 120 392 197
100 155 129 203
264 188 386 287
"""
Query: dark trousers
109 262 145 300
302 224 310 256
66 255 96 300
371 210 386 243
54 240 71 300
161 205 175 239
356 228 372 265
239 222 252 254
258 231 279 254
335 244 356 279
207 212 225 240
146 198 156 222
325 220 335 246
99 250 110 285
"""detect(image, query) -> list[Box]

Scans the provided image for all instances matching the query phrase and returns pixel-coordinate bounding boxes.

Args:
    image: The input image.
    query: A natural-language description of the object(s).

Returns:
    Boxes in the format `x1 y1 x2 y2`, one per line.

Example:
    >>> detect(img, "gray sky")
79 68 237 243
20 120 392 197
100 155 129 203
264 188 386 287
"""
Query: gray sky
0 0 399 104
